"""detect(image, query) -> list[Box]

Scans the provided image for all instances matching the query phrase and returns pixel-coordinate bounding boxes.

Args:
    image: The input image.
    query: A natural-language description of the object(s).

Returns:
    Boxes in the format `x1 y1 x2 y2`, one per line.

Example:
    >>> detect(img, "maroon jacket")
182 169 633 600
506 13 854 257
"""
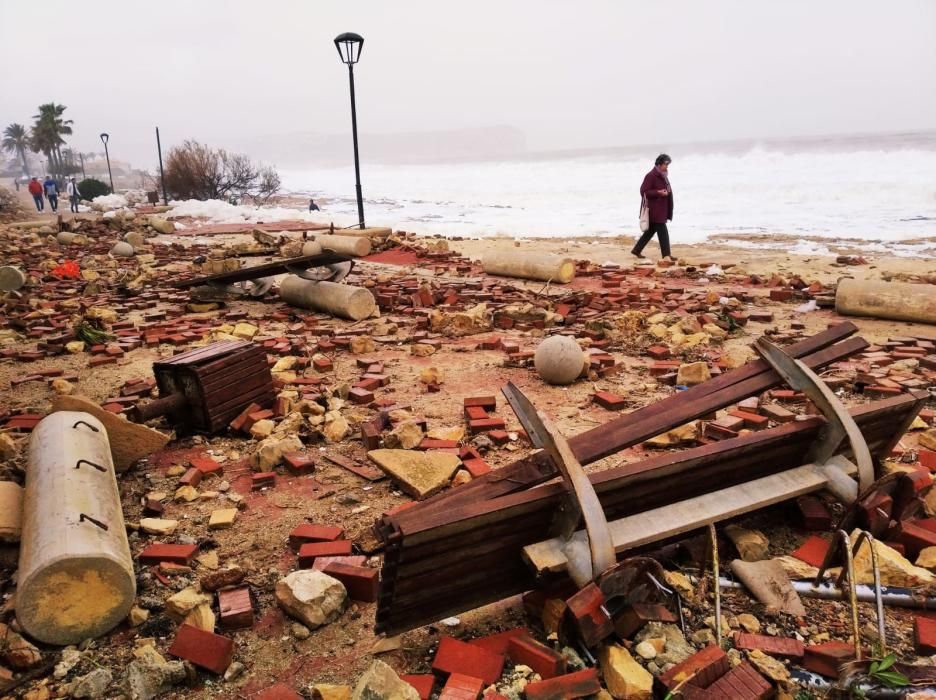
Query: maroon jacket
640 168 674 224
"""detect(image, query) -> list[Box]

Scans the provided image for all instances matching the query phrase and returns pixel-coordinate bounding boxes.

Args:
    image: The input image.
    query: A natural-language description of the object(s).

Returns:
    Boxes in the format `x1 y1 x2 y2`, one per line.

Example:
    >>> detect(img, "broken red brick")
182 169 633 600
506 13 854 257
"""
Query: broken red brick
322 562 379 602
288 523 345 551
190 456 223 476
612 602 677 639
178 467 202 487
461 457 492 478
283 452 316 475
218 586 254 629
168 623 233 674
256 685 303 700
469 628 528 656
592 391 627 410
439 673 484 700
524 669 601 700
252 472 276 490
564 583 612 647
733 632 804 659
297 540 354 568
804 641 858 677
796 496 833 531
704 661 771 700
401 674 436 700
791 535 831 568
659 645 729 690
463 396 497 410
894 520 936 559
432 636 505 685
506 635 565 679
139 543 198 566
469 417 506 434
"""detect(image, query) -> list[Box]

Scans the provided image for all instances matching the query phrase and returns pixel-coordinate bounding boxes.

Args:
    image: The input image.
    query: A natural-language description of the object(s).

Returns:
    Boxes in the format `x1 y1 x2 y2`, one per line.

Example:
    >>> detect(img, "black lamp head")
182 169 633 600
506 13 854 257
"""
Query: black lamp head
100 132 109 144
334 32 364 65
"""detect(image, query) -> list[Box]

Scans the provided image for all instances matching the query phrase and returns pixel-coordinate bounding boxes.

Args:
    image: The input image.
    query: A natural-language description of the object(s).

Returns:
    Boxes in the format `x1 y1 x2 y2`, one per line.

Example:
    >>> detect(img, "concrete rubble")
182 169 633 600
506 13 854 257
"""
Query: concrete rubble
1 187 936 698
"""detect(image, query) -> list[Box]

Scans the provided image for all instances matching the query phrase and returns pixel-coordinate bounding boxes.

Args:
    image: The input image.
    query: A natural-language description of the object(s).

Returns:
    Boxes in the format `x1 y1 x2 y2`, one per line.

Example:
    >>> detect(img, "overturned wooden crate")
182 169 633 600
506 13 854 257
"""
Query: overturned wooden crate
373 323 927 636
130 340 274 434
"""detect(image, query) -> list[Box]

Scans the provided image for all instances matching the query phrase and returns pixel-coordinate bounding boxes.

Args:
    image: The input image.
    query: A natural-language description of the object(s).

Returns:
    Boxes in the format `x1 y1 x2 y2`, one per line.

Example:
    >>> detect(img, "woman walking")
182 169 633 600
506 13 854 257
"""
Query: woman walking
632 154 673 259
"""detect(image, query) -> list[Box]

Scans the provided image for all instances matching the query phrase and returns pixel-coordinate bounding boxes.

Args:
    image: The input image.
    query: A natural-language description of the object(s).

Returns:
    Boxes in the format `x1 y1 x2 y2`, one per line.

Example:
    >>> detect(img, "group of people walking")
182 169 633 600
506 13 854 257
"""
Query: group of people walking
27 176 82 214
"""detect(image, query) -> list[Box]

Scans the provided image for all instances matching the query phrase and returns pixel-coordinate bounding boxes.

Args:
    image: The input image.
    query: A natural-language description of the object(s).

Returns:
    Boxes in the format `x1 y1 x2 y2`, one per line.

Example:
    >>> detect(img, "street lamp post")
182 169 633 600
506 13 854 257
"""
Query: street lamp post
79 152 86 179
334 32 366 230
100 132 114 193
156 126 168 205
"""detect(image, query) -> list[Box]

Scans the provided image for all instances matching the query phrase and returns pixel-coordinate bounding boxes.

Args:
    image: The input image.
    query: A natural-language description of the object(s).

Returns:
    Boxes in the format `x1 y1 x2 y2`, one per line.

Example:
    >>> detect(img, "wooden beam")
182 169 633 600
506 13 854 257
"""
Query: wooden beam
168 252 351 289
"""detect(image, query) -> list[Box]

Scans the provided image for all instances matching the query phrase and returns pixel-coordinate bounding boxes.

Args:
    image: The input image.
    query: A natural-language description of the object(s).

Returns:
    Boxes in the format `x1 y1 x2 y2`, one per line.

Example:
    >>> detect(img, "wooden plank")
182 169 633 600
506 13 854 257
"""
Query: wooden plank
322 453 385 481
155 340 250 366
168 252 351 289
523 461 857 574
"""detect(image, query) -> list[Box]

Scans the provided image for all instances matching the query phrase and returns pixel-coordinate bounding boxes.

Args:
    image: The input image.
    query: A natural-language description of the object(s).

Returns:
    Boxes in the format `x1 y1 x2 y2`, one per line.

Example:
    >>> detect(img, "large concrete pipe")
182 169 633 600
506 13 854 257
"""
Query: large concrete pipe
17 411 135 645
279 276 377 321
482 251 575 284
310 234 372 257
836 278 936 325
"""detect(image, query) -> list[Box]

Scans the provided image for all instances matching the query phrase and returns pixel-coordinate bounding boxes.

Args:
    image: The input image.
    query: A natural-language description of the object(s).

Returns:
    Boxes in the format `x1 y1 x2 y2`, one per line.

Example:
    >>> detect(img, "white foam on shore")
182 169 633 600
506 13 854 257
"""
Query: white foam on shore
163 198 328 225
277 144 936 256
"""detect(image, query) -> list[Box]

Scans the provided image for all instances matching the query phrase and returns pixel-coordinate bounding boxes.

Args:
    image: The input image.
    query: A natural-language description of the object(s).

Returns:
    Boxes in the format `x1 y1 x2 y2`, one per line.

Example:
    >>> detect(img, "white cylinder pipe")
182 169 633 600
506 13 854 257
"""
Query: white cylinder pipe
279 276 377 321
311 234 372 257
836 278 936 325
482 251 575 284
17 411 136 645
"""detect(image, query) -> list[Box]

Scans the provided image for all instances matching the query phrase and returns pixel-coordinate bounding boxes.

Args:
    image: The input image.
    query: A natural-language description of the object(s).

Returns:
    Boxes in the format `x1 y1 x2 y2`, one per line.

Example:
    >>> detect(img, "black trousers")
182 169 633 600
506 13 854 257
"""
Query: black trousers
632 221 671 258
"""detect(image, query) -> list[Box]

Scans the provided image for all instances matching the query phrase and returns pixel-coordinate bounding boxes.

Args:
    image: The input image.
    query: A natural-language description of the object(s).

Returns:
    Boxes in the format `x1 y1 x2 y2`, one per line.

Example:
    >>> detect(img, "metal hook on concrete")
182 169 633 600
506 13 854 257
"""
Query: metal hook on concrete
71 420 99 432
78 513 109 531
75 459 106 472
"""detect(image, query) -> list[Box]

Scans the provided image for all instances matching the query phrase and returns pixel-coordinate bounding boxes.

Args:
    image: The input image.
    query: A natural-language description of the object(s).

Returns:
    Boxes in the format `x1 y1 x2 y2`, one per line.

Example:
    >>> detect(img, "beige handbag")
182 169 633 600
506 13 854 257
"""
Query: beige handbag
639 195 650 232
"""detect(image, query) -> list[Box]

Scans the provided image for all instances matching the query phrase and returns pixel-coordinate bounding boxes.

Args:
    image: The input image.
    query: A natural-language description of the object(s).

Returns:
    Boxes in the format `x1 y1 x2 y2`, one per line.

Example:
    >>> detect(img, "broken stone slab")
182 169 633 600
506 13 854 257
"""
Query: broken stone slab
676 361 711 386
139 518 179 536
731 559 806 617
351 660 420 700
125 645 186 700
165 586 212 621
644 421 699 449
253 434 303 471
275 570 348 630
367 449 462 500
598 644 653 700
67 667 113 699
51 395 169 472
0 482 23 542
725 525 770 562
850 528 935 587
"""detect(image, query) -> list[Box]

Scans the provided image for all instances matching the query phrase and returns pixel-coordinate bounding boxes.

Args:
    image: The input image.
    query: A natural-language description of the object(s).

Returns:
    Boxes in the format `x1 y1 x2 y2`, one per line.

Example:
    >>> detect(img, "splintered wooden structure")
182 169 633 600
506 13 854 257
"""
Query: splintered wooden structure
373 323 927 635
130 340 274 434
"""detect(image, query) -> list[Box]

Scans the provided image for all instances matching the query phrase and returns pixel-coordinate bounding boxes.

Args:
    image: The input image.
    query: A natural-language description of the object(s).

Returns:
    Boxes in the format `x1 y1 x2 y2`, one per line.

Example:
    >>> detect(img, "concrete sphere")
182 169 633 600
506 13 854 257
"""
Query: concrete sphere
534 335 585 385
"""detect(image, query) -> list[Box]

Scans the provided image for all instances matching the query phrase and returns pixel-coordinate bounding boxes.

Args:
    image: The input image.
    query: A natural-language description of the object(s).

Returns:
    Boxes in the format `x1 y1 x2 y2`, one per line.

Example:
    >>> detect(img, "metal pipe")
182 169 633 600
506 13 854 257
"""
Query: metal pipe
347 63 365 229
710 576 936 608
156 126 168 205
709 524 722 645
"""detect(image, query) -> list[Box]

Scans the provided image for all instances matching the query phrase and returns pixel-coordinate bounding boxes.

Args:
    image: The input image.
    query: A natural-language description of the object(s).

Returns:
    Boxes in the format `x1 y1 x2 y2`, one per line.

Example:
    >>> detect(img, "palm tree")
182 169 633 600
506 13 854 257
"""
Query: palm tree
30 103 73 176
2 123 30 174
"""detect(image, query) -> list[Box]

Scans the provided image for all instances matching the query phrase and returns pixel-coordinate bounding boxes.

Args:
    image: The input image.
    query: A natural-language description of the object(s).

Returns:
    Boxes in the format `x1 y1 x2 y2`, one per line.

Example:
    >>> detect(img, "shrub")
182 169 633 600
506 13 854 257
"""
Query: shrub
164 140 280 203
77 178 110 200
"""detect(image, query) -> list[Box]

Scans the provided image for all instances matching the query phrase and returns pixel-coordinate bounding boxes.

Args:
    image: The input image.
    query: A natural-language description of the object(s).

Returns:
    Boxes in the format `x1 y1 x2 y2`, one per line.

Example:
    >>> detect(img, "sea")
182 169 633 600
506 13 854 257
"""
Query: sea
281 130 936 257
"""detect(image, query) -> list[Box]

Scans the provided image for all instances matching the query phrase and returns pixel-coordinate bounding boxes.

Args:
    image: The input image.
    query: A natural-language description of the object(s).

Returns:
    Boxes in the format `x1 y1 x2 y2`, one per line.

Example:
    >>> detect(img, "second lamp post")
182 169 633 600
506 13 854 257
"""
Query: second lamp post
334 32 366 230
100 132 114 193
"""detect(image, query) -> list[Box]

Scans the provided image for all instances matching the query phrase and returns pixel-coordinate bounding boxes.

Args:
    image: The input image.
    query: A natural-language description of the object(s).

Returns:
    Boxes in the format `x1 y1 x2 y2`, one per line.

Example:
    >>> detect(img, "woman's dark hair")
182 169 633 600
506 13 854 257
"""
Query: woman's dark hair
655 153 672 166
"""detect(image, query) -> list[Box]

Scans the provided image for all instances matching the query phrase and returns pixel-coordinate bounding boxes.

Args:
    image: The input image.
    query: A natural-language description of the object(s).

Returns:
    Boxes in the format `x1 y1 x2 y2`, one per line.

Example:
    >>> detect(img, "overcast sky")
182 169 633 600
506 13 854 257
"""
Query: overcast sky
2 0 934 169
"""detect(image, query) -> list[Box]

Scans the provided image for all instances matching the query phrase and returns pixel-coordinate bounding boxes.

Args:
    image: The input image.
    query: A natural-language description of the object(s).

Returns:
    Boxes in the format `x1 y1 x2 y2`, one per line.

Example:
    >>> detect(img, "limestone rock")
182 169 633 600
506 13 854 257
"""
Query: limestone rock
917 546 936 570
125 646 186 700
634 623 693 667
68 667 113 699
419 367 443 385
148 217 176 234
128 606 149 627
634 641 657 660
773 555 820 580
599 644 653 700
253 434 303 471
51 395 169 472
367 449 462 499
66 340 86 354
410 343 436 357
921 429 936 452
139 518 179 536
722 346 757 369
851 529 935 587
644 421 699 448
725 525 770 562
232 322 259 340
200 566 247 592
276 570 348 629
323 415 351 443
208 508 238 530
351 660 420 700
165 587 212 621
429 303 491 338
51 378 75 395
350 336 375 354
0 624 42 669
747 649 790 684
0 433 19 460
737 613 761 634
174 485 198 502
250 419 275 439
386 422 423 450
314 684 353 700
0 481 23 542
676 362 711 386
183 603 216 632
